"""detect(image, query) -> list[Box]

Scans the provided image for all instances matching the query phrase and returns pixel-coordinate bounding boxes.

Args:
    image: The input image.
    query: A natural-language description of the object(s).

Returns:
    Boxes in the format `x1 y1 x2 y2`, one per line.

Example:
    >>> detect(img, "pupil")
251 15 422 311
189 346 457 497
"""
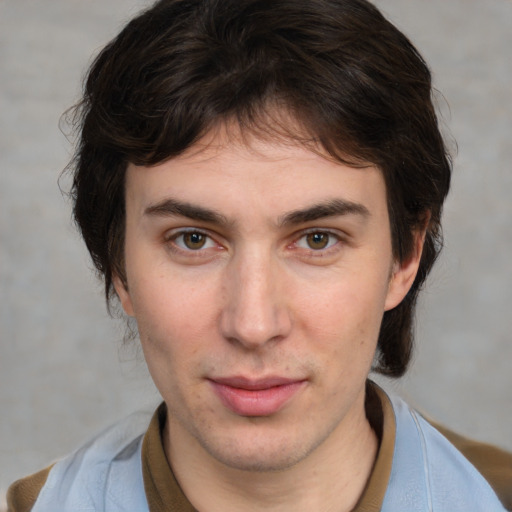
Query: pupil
308 233 328 249
185 232 205 249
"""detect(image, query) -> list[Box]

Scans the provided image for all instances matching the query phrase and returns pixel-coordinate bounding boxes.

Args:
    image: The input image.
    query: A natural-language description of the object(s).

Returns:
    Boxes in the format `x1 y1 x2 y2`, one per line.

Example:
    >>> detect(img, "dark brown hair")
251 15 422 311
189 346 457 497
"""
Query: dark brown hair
70 0 451 377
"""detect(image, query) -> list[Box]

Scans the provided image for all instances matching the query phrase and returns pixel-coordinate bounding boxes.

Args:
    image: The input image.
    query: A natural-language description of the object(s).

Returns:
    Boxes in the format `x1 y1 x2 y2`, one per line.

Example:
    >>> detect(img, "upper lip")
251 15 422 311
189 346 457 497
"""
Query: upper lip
209 376 305 390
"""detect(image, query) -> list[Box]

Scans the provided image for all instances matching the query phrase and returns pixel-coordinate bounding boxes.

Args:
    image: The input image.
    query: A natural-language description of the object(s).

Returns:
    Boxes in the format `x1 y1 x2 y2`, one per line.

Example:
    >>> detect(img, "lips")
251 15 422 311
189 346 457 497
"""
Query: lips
209 376 306 417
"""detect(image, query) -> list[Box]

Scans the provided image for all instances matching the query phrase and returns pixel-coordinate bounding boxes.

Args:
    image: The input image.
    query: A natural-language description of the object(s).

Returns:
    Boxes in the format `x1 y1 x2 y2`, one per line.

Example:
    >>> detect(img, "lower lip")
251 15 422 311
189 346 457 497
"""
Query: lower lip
210 381 305 417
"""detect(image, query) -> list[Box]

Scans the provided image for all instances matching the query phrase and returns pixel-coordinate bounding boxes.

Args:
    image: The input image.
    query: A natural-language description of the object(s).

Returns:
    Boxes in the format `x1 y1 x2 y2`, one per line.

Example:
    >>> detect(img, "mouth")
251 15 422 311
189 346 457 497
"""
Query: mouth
208 376 307 417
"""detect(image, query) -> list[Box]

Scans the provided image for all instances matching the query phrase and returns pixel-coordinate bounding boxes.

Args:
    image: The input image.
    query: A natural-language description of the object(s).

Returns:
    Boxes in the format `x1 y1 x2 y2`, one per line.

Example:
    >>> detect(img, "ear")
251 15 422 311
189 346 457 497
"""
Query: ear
384 227 427 311
113 274 135 317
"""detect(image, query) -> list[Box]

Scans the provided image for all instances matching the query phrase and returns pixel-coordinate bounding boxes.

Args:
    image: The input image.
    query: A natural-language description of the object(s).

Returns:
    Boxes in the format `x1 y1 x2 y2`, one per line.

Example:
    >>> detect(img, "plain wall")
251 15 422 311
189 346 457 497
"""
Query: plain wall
1 0 511 502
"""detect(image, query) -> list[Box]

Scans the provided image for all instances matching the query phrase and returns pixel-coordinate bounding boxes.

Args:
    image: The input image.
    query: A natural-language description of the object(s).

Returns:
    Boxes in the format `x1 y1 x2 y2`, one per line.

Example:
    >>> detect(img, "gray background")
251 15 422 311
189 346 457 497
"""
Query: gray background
1 0 511 504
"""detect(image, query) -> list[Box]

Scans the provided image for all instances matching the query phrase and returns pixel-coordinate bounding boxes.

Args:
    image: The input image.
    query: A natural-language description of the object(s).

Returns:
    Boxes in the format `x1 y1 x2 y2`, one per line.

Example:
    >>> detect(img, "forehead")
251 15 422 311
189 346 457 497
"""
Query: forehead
132 131 377 184
124 131 389 234
126 121 384 202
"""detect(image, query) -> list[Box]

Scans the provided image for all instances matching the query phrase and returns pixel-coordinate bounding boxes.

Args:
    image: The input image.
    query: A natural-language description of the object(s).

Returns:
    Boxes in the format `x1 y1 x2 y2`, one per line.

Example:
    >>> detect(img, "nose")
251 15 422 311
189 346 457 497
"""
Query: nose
220 249 292 350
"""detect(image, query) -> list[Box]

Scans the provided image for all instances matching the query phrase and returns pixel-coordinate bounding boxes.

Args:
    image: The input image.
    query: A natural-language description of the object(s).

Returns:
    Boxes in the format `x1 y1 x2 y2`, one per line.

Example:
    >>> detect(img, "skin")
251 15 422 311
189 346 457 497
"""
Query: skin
114 127 424 511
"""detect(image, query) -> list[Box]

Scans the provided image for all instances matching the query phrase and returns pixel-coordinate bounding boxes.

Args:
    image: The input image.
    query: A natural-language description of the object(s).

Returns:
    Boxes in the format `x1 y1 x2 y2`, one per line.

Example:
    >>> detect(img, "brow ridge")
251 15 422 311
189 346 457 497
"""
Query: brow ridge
279 199 370 226
144 198 229 225
144 197 369 229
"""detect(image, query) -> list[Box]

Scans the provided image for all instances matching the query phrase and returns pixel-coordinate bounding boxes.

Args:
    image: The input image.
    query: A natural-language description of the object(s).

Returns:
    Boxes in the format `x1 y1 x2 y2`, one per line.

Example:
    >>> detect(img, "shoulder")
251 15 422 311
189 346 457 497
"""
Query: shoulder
381 388 511 511
7 410 153 512
7 465 53 512
431 421 512 511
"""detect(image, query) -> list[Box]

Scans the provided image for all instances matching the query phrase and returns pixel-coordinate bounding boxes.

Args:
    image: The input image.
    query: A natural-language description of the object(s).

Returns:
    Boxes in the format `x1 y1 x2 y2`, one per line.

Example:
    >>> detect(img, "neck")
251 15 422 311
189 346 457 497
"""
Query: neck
165 389 379 512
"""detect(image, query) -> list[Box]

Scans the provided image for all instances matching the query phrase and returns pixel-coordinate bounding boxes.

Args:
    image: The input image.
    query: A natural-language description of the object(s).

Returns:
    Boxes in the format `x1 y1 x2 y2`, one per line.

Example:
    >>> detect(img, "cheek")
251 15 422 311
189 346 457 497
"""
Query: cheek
296 271 388 375
130 260 218 325
128 273 211 357
302 274 387 334
132 291 209 403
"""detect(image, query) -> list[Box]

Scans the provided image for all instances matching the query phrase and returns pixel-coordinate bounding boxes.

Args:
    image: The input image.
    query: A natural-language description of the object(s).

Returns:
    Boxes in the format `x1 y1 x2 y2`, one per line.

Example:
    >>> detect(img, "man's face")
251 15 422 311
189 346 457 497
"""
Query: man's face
115 128 419 472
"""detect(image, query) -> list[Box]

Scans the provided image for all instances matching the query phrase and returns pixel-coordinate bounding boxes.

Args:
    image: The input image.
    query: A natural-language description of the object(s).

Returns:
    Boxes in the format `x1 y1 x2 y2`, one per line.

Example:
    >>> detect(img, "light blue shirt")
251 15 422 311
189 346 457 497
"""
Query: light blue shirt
30 390 506 511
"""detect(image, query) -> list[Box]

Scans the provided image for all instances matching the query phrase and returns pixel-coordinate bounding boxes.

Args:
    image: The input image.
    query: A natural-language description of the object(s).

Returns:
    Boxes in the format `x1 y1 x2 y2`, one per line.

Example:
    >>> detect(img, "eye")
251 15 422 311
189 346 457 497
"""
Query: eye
173 231 216 251
296 231 339 251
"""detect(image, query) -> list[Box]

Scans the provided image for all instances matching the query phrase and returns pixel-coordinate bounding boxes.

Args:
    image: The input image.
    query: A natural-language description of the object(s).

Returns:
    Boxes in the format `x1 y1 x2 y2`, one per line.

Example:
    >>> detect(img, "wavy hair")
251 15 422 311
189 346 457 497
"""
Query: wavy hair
70 0 452 376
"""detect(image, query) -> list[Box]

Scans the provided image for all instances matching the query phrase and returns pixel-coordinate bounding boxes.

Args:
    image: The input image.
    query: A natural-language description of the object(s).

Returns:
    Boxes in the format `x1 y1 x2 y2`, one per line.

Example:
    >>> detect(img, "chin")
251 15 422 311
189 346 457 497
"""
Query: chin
195 426 320 473
209 446 307 473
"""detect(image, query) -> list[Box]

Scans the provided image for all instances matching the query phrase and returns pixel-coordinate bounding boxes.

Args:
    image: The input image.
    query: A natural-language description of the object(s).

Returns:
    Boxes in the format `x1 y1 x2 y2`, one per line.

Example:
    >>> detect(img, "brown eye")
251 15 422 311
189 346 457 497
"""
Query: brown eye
168 230 221 258
182 232 207 250
306 232 330 250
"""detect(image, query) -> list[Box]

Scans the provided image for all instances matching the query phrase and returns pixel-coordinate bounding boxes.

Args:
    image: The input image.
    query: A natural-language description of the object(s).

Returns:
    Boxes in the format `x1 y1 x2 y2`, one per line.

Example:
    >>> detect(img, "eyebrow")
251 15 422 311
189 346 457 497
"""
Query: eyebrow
144 197 370 227
144 198 230 225
278 199 370 226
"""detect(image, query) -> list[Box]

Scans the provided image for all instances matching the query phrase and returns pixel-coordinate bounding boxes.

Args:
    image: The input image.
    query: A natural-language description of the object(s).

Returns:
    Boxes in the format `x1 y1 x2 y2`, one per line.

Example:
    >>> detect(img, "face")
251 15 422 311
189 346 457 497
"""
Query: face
115 129 421 473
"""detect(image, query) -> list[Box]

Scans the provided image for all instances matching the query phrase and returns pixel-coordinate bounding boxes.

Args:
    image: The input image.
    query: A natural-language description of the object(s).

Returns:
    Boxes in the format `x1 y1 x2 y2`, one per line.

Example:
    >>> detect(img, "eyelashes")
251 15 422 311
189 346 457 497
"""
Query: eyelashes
163 228 345 262
163 229 224 261
295 231 340 251
172 231 217 251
